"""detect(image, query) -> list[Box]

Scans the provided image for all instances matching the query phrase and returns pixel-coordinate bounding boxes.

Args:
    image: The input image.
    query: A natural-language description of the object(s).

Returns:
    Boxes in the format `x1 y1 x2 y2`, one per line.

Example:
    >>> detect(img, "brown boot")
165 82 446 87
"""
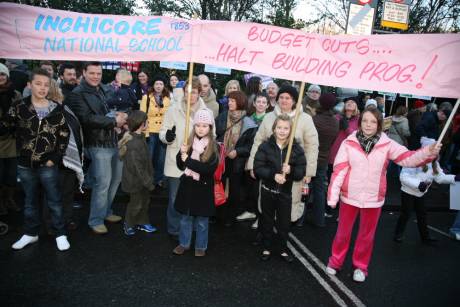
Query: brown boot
5 187 20 212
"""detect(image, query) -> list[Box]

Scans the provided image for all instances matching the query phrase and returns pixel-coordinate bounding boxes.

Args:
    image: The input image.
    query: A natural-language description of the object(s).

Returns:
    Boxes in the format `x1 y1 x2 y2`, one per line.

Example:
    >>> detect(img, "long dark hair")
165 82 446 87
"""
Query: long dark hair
246 76 262 96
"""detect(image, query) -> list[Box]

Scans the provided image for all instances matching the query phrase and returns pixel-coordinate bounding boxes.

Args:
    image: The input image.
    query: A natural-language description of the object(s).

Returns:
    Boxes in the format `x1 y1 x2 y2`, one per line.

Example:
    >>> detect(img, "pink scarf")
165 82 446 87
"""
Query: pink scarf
184 136 209 181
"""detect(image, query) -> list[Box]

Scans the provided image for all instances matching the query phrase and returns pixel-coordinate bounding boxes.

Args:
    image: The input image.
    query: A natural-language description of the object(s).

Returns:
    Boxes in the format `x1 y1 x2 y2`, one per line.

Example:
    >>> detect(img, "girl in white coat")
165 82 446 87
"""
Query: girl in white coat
394 137 459 243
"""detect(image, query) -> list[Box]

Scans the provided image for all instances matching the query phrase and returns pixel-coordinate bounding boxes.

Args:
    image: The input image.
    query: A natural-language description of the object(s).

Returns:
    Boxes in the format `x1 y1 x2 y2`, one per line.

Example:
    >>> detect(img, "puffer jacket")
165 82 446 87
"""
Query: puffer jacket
118 132 155 193
66 79 117 148
400 161 455 198
328 131 436 209
0 96 69 168
254 135 306 194
247 105 319 221
329 114 359 165
107 84 138 112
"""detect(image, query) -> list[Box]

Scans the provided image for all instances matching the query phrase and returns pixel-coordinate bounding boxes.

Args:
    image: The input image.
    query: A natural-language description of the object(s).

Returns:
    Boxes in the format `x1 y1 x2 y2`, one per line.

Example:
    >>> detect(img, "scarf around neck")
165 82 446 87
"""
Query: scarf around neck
224 110 245 152
356 130 381 154
184 136 209 181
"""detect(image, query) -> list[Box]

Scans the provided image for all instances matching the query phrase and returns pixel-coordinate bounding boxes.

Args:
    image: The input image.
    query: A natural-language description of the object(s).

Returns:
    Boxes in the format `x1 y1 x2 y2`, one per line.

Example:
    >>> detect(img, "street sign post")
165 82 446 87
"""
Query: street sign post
346 1 377 35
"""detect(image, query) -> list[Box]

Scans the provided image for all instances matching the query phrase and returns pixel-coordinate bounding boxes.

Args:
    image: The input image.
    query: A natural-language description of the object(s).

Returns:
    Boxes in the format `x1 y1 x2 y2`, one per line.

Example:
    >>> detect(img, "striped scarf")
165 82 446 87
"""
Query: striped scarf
356 130 380 154
62 107 84 191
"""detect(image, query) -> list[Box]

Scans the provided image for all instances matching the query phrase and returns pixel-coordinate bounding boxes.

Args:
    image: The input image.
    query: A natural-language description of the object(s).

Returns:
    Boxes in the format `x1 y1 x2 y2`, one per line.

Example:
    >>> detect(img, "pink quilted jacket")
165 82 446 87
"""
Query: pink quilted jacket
327 131 435 208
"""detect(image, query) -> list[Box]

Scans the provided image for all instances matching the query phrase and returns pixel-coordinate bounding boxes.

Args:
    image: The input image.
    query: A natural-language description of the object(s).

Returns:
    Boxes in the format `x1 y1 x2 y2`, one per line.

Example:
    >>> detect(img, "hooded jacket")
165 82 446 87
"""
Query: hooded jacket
328 132 436 209
388 115 410 146
118 132 155 193
0 96 69 168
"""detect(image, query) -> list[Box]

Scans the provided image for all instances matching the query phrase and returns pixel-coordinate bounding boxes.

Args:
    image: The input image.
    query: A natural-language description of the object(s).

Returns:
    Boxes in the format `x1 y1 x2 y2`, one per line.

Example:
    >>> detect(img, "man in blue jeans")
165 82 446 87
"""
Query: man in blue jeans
0 68 70 251
68 62 127 234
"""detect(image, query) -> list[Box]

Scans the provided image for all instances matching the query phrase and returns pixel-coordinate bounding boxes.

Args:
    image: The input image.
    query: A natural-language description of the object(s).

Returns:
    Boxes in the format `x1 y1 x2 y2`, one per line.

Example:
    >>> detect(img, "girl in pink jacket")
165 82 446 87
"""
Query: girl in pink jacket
325 108 441 283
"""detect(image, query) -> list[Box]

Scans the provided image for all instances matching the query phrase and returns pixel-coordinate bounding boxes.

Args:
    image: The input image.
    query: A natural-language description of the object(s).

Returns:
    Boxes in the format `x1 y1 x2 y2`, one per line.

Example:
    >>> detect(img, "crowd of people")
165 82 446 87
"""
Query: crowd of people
1 58 459 283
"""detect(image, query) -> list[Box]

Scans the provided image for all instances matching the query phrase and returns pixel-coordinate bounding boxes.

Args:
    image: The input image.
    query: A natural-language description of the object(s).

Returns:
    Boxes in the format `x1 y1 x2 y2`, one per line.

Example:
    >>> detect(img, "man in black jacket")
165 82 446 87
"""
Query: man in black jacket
59 63 78 99
67 62 127 234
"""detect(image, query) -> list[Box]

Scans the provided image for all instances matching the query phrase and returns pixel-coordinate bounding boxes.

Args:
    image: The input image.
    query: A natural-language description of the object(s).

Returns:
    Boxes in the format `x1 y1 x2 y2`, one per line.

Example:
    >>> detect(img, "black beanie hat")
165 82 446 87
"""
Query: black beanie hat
319 93 337 111
276 85 299 103
152 74 166 85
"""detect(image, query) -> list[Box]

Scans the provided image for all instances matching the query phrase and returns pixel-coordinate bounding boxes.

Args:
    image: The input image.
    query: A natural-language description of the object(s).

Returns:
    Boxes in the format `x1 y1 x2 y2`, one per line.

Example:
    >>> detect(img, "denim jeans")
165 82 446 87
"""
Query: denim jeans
179 214 209 250
18 165 65 236
147 133 166 185
167 176 181 235
87 147 123 227
450 211 460 235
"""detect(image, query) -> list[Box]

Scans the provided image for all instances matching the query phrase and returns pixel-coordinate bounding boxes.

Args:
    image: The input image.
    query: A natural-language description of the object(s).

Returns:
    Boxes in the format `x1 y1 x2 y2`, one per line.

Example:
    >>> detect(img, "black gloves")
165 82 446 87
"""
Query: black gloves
165 126 176 143
418 182 429 193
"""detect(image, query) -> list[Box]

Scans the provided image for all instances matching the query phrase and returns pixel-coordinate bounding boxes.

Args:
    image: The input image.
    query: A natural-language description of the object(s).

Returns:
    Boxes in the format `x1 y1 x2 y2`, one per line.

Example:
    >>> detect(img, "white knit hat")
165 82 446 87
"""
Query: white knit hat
365 99 378 108
308 84 321 94
193 108 215 126
0 63 9 78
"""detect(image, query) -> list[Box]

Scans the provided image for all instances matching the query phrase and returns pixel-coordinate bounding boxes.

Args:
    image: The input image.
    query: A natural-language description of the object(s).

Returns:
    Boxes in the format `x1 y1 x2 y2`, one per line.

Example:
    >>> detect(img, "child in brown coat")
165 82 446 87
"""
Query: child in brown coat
119 110 156 236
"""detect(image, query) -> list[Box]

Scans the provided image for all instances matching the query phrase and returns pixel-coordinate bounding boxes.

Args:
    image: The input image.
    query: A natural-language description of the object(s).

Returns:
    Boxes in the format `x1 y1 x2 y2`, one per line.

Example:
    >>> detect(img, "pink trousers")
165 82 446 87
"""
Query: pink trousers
328 202 382 275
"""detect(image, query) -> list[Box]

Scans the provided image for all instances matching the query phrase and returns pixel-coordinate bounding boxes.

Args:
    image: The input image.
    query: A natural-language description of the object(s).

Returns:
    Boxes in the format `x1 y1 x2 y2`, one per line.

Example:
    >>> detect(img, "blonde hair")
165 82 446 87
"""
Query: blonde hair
271 114 293 146
117 69 133 85
225 80 240 96
343 99 360 117
187 126 218 163
47 79 63 103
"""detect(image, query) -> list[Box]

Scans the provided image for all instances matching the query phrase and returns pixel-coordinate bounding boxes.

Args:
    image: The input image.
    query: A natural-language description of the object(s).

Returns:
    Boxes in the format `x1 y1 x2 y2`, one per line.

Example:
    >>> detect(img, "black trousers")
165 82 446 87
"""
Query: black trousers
60 168 77 223
260 188 292 253
394 191 429 239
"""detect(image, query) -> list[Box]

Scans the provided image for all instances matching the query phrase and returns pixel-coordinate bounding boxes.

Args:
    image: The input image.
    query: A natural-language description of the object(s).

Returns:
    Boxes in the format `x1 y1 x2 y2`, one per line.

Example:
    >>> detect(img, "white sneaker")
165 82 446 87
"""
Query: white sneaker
56 235 70 251
12 235 38 250
326 266 337 275
251 219 258 230
353 269 366 282
236 211 257 221
452 232 460 241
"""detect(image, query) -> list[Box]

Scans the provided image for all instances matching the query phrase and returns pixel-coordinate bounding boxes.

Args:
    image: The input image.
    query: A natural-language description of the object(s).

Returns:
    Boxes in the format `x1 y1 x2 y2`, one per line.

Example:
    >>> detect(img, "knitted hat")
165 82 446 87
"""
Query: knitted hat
308 84 321 94
365 99 378 108
420 136 436 147
276 85 299 102
0 63 9 78
193 108 215 126
319 93 336 111
414 100 425 109
152 74 166 85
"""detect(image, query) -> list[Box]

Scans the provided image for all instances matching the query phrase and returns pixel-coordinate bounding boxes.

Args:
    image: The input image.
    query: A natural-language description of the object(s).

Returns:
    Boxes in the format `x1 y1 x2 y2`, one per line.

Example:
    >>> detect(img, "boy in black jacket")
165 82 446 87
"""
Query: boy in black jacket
119 111 156 236
1 68 70 251
254 114 306 262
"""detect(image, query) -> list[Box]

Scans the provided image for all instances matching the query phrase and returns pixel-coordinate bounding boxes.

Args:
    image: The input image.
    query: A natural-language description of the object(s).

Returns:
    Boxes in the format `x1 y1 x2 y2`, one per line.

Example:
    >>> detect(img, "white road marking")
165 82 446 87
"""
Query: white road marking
413 220 452 238
289 233 366 307
287 241 349 307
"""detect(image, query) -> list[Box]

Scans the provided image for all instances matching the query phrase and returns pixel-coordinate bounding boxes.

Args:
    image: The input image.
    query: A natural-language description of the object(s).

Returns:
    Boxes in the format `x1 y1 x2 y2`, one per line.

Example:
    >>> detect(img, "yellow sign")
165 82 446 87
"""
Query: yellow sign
381 20 408 30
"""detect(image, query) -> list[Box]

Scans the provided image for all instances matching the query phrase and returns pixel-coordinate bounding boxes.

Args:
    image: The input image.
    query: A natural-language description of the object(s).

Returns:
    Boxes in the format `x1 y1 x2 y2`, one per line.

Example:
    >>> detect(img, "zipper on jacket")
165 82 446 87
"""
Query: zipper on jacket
30 119 41 167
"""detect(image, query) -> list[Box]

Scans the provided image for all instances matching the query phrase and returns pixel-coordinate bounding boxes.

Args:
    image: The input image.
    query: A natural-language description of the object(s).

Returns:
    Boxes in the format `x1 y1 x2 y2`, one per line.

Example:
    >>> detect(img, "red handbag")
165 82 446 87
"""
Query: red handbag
214 143 226 207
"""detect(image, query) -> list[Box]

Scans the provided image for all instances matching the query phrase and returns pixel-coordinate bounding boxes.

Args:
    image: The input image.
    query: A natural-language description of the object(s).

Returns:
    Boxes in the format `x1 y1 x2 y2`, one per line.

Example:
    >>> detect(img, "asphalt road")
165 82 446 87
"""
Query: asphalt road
0 182 459 307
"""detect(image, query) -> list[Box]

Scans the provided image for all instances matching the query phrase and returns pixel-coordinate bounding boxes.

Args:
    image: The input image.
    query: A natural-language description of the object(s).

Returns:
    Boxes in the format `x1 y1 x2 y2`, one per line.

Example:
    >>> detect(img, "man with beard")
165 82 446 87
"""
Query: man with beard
59 63 78 99
303 84 321 117
266 82 278 111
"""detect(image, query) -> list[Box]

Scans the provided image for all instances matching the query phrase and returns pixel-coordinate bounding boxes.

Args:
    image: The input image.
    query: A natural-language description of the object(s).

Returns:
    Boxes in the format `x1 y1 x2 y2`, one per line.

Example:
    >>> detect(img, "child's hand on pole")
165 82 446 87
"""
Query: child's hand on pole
274 173 286 185
282 163 291 175
429 142 442 156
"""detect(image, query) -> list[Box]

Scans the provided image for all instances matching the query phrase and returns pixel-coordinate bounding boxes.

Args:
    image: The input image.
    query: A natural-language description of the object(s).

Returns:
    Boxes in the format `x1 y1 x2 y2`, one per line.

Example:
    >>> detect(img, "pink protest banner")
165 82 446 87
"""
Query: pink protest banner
1 3 460 98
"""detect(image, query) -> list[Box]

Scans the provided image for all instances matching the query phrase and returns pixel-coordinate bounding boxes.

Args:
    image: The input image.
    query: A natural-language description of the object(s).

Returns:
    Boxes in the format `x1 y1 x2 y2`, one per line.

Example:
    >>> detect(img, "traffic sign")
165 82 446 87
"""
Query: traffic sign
381 1 410 30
